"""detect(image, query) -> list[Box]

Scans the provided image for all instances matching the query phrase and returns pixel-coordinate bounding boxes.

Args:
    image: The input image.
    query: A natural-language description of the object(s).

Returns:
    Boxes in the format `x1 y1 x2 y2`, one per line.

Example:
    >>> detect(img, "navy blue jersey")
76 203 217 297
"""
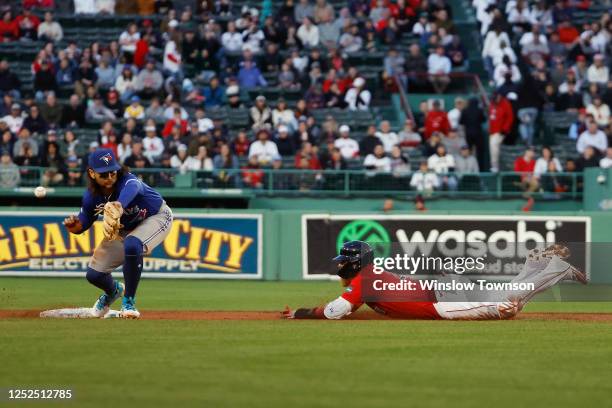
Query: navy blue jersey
77 173 164 233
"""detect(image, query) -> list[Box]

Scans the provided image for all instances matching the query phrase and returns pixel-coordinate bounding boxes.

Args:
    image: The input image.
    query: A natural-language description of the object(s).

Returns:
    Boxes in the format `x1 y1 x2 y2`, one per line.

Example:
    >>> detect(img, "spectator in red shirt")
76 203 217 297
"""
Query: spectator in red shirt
241 156 264 188
294 142 322 169
15 9 40 41
557 19 580 45
133 34 150 69
513 146 539 194
424 100 450 139
231 131 251 157
0 11 19 43
23 0 55 9
162 108 188 137
488 92 514 172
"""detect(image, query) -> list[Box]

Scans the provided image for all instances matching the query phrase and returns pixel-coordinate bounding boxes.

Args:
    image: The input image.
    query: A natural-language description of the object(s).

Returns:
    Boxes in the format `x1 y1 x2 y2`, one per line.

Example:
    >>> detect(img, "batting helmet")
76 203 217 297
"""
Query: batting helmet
332 240 374 279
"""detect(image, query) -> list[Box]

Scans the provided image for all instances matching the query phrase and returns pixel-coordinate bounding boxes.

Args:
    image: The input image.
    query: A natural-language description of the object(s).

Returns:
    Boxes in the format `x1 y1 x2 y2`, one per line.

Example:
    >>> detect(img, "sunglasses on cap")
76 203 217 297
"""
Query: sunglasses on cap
98 170 117 179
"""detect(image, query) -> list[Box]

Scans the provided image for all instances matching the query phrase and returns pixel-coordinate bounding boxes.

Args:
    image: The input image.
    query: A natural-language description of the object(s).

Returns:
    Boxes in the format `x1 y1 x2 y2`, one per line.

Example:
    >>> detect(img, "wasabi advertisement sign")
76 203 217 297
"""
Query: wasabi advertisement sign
0 212 262 279
302 215 590 279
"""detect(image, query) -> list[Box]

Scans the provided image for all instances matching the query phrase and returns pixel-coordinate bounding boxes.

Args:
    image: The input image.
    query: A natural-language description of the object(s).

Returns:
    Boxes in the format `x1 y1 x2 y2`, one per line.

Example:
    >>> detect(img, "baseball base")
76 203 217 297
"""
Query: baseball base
40 308 122 319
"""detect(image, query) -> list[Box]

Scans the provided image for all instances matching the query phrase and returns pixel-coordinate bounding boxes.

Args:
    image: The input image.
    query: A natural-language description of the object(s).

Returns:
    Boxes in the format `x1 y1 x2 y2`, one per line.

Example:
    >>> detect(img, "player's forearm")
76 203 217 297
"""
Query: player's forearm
293 307 326 319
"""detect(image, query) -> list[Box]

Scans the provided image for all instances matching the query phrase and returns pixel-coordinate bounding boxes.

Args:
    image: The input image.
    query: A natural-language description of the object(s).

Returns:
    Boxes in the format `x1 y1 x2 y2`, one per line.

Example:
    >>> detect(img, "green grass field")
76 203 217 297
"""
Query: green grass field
1 278 612 408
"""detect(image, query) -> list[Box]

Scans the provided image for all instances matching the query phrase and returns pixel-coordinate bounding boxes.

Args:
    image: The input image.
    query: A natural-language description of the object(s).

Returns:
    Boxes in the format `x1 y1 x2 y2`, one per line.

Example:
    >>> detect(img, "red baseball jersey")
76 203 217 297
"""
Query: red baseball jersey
341 272 441 319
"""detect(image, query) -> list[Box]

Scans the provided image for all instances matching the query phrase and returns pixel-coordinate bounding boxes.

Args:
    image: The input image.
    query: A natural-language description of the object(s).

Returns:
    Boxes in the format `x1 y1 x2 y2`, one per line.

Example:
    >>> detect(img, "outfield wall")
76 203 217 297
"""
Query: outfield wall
1 208 611 283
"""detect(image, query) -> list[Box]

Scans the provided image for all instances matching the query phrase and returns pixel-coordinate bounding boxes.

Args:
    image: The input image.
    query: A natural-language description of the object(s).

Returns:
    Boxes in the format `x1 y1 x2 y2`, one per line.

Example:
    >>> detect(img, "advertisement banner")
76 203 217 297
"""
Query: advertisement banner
0 212 262 279
302 215 590 279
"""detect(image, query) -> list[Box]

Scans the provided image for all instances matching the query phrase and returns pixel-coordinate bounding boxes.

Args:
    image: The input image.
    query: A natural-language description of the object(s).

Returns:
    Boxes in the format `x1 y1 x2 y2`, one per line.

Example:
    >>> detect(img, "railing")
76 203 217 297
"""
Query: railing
394 74 415 122
0 167 584 199
404 72 491 107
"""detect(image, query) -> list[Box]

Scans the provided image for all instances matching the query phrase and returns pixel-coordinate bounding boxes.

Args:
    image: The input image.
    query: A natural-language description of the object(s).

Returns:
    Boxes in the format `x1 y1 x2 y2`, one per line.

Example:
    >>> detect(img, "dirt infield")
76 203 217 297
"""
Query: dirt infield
1 310 612 321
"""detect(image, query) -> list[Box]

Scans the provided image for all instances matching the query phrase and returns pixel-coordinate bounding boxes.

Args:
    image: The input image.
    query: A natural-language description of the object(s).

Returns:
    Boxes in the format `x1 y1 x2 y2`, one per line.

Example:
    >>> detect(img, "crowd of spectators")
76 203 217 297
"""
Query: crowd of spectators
475 0 611 174
0 0 478 192
0 0 609 195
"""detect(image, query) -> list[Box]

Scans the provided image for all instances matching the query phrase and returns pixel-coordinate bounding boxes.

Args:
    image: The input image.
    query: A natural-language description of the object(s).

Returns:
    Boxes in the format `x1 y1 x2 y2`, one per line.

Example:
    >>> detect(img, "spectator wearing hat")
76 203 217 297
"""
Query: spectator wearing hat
0 149 20 188
455 145 479 175
249 129 280 165
226 85 243 109
142 124 164 163
237 60 267 90
428 144 456 189
587 54 609 85
170 143 190 173
410 161 440 194
64 154 82 187
104 90 123 118
250 95 273 131
202 76 225 109
364 144 391 173
344 77 371 111
2 103 24 135
334 125 359 159
124 96 145 120
275 125 297 157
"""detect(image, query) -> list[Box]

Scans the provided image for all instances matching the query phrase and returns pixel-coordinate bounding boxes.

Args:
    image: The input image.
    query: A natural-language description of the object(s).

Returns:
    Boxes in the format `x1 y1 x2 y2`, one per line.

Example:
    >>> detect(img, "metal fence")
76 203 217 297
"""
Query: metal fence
0 167 584 199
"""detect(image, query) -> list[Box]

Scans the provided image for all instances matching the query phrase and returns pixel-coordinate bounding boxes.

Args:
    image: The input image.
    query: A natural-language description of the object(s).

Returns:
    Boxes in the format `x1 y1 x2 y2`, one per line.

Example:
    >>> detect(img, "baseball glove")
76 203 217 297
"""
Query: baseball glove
103 201 124 241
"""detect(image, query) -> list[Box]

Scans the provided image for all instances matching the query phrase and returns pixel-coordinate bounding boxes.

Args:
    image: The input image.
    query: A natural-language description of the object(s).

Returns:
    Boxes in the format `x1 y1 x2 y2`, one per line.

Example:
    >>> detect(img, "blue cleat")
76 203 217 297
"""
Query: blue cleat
120 296 140 319
91 281 124 318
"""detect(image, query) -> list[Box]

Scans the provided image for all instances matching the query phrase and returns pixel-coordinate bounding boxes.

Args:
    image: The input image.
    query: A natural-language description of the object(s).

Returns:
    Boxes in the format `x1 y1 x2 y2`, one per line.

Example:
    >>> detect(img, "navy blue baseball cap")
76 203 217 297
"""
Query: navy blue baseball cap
88 148 121 173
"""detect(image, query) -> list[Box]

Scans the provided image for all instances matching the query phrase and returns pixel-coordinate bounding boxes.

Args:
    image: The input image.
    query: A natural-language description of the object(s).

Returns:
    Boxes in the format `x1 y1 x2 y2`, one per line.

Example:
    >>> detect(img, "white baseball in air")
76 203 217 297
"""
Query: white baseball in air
34 186 47 198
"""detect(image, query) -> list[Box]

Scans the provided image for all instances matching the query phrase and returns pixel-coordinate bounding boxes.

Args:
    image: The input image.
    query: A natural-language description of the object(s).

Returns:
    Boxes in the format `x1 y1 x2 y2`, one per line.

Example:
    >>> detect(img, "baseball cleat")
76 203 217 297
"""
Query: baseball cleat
568 266 588 284
120 296 141 319
91 281 125 318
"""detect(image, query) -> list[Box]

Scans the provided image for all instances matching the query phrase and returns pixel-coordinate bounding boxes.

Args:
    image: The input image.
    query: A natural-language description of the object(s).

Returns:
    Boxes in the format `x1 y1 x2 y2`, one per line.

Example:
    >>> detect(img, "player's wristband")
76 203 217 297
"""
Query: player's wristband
293 307 324 319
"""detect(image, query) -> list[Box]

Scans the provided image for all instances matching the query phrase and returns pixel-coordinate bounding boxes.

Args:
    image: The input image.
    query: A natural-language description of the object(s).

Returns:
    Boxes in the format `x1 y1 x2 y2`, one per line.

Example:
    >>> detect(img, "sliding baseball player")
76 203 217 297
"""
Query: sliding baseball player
63 148 173 319
283 241 586 320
